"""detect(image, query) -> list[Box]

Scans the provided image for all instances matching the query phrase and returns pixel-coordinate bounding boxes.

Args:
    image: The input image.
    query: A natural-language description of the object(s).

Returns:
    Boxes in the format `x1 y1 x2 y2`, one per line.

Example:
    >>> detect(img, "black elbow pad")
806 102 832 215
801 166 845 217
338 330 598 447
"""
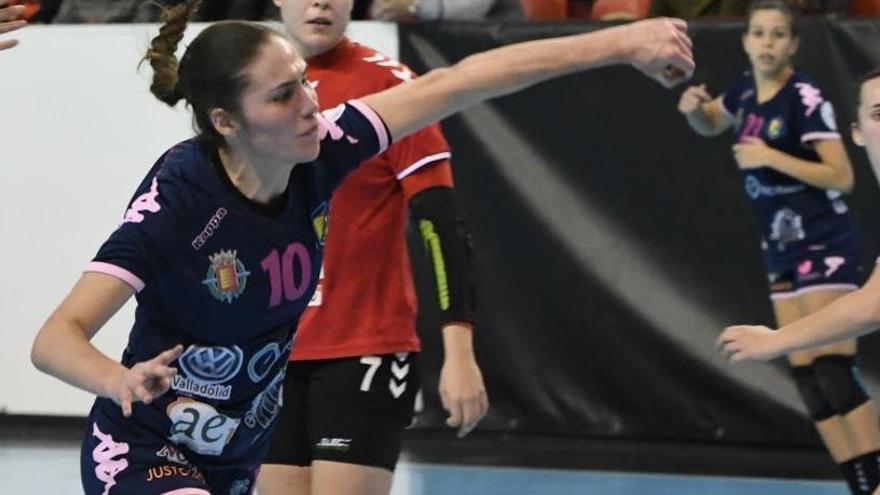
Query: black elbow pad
408 186 476 325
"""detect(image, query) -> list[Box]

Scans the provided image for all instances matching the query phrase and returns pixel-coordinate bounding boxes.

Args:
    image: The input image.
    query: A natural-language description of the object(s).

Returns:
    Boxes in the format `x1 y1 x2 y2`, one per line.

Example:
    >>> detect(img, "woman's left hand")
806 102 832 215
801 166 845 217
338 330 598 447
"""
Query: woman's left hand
439 353 489 438
717 325 783 362
733 137 775 169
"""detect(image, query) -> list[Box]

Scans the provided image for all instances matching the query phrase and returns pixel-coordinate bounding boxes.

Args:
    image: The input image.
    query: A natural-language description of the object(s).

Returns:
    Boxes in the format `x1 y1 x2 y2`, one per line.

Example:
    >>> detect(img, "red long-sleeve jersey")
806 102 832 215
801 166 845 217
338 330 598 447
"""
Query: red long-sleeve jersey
291 38 454 360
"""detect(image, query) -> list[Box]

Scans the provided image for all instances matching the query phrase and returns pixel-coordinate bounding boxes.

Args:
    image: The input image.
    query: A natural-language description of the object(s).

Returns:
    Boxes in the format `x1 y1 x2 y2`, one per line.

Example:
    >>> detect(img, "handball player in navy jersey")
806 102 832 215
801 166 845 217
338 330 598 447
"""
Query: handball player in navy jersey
679 1 880 492
30 1 694 492
721 69 880 495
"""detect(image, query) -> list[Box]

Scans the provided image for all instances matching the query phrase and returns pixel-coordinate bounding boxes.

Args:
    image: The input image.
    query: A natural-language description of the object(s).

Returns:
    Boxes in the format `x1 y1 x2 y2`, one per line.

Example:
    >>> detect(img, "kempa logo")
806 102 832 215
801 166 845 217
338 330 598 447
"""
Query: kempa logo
316 438 352 451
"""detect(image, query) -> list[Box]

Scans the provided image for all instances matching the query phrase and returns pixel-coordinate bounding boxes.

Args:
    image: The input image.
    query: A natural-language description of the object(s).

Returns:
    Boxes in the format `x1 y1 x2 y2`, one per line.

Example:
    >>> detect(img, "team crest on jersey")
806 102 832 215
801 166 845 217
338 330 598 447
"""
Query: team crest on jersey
202 250 250 303
312 203 330 247
767 117 786 140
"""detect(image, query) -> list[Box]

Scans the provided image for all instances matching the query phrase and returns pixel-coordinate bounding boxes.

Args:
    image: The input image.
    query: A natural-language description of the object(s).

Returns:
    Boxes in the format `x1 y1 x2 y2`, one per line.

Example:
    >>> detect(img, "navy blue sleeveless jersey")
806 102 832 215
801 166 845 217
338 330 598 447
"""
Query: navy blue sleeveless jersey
721 71 858 271
84 100 389 470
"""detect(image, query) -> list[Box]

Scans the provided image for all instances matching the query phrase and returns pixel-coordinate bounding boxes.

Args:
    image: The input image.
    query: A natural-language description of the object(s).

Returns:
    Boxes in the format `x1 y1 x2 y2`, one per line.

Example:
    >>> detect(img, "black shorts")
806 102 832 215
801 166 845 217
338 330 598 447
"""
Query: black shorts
263 352 420 471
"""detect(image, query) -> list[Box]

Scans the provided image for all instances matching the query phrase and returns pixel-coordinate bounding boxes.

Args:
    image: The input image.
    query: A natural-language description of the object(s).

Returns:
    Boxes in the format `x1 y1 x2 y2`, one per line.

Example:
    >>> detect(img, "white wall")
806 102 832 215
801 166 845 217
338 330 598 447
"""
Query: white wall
0 22 398 416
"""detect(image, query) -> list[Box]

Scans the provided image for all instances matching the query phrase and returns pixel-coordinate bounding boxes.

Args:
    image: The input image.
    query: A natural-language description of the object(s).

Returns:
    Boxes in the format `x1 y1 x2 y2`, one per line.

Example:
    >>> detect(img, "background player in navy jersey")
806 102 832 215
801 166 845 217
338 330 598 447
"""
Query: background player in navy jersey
257 1 487 494
30 0 694 492
0 0 27 51
678 1 880 492
720 68 880 495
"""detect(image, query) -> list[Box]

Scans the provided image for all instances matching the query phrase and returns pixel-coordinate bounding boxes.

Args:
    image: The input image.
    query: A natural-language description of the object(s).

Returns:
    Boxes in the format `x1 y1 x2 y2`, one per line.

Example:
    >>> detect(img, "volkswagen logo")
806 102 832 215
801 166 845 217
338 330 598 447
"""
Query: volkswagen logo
178 345 244 384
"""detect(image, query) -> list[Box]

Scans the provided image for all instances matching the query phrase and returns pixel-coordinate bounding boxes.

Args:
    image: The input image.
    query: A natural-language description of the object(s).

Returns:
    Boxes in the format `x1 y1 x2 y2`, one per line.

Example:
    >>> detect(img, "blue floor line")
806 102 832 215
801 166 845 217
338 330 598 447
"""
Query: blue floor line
0 444 851 494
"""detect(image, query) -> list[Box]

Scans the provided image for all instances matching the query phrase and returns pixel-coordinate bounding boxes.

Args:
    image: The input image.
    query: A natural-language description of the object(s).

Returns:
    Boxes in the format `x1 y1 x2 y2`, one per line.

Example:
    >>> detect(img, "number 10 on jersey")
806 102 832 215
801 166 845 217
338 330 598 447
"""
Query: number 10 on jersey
261 243 313 307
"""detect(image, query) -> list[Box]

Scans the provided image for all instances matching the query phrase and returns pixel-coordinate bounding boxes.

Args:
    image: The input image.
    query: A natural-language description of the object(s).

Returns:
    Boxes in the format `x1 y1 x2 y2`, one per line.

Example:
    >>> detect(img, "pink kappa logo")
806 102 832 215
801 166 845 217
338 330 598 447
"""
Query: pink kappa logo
317 105 360 145
795 83 824 117
123 177 161 224
91 423 130 495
